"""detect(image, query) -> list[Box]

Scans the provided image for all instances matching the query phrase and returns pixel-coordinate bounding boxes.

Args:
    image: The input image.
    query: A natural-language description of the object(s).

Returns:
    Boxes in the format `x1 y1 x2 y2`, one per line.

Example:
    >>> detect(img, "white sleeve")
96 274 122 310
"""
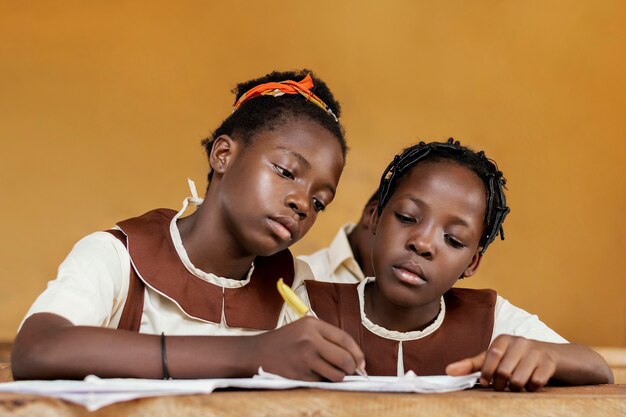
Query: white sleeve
493 295 568 343
297 249 330 282
22 231 130 328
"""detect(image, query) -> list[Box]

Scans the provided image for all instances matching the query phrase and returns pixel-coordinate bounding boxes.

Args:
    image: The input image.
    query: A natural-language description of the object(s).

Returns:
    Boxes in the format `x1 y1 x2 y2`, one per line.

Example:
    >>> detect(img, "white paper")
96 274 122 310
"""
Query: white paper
0 370 479 411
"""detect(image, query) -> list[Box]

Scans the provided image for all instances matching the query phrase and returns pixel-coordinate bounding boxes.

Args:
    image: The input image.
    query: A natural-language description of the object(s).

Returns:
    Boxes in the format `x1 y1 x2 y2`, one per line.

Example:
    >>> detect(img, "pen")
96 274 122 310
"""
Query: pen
276 278 369 379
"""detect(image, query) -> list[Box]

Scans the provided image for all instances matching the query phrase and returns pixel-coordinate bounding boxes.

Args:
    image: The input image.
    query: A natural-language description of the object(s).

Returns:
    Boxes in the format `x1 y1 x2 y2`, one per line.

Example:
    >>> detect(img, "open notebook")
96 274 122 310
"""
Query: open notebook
0 369 480 411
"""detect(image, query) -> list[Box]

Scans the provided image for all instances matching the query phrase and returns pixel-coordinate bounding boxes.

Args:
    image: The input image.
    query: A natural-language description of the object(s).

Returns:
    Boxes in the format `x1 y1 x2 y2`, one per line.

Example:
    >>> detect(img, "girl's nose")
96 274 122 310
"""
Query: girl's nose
407 226 435 259
286 192 309 220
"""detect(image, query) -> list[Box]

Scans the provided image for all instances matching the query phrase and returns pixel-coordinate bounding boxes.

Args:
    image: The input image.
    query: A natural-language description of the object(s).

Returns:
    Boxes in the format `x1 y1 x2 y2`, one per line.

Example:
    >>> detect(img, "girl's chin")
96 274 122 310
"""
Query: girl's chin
377 285 424 309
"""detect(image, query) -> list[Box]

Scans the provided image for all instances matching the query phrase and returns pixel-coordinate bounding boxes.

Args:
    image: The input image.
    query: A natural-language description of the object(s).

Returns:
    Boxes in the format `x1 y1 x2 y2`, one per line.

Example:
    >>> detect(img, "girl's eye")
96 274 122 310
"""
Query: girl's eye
313 198 326 212
274 164 294 180
394 212 416 224
445 235 466 249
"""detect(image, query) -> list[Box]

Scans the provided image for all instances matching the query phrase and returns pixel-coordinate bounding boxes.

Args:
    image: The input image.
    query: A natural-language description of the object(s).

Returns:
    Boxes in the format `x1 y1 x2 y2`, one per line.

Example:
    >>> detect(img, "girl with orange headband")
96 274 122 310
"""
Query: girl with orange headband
12 69 365 381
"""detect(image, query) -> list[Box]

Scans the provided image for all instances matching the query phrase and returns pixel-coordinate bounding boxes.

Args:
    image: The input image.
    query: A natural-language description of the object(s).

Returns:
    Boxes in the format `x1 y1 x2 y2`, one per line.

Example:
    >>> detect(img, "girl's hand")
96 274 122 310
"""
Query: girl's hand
252 317 365 382
445 335 557 391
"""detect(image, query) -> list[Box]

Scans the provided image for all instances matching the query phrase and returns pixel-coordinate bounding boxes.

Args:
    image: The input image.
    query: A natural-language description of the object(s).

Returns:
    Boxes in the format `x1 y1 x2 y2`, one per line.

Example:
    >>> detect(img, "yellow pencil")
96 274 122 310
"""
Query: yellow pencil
277 278 311 317
276 278 368 379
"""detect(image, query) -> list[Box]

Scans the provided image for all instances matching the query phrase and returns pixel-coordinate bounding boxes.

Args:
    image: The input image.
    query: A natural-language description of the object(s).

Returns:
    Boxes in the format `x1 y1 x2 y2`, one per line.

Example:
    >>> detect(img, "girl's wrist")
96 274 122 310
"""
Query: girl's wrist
232 334 263 377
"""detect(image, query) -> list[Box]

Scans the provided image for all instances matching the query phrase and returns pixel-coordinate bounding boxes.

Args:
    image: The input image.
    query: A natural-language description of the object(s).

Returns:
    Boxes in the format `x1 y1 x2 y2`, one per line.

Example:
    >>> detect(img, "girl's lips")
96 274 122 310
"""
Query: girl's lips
267 217 293 241
392 266 426 286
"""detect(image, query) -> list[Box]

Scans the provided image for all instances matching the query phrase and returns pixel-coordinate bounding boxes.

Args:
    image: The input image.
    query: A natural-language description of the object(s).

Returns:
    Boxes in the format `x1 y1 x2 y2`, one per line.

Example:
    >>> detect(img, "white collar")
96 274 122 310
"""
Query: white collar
167 179 255 288
357 277 446 341
327 223 365 280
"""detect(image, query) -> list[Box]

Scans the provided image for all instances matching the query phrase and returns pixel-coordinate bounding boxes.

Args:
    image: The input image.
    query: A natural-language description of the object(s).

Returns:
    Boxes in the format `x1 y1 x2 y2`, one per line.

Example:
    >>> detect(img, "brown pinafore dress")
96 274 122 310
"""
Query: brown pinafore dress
106 209 294 332
306 280 496 375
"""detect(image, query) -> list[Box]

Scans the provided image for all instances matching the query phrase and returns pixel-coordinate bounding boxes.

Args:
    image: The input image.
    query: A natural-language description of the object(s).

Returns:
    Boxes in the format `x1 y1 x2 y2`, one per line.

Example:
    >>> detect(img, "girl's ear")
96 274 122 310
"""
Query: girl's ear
359 200 379 231
369 208 380 236
462 248 483 278
209 135 238 175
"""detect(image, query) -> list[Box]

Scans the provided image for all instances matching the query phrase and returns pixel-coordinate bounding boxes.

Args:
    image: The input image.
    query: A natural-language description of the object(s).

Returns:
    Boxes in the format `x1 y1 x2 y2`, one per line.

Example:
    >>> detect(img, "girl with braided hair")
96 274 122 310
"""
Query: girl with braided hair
296 139 612 390
13 69 365 381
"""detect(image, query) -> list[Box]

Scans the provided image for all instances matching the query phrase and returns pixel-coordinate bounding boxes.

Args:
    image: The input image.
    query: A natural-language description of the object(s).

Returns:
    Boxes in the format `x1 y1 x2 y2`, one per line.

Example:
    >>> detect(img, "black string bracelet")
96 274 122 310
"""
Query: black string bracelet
161 332 172 380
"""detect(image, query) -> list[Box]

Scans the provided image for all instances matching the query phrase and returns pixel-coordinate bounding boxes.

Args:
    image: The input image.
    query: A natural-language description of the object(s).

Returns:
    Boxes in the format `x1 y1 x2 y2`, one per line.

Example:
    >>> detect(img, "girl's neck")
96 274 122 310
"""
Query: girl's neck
364 281 442 333
176 203 256 280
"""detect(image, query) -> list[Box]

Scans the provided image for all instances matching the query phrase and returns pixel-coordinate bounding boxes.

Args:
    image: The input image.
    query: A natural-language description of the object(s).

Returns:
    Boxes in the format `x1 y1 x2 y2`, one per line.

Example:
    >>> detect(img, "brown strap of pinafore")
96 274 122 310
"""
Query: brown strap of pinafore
106 229 145 332
305 281 365 347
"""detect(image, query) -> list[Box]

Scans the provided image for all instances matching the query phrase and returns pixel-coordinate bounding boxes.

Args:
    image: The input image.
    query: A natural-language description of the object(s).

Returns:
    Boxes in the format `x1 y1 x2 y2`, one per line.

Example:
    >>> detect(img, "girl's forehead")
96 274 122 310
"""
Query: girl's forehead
244 120 344 183
249 120 342 154
402 160 482 189
393 161 486 210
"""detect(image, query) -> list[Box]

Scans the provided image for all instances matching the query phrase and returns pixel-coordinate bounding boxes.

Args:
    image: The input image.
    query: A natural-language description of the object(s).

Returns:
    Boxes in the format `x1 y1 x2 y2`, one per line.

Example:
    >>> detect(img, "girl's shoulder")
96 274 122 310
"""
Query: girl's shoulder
70 230 131 264
492 294 568 343
445 287 498 307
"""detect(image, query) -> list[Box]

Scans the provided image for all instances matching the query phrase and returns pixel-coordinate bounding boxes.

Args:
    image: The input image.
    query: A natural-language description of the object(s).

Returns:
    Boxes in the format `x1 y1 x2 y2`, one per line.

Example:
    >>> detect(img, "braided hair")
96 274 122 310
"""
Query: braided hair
376 138 510 254
201 69 347 182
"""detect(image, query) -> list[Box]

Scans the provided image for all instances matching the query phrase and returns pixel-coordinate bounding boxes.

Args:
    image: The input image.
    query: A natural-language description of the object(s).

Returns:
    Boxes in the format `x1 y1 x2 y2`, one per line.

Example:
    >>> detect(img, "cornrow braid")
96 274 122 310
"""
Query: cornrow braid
376 138 510 254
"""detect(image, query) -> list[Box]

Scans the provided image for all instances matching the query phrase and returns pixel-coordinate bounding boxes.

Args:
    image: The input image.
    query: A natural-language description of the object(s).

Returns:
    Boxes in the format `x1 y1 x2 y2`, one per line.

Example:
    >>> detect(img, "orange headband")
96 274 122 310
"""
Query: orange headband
232 74 339 122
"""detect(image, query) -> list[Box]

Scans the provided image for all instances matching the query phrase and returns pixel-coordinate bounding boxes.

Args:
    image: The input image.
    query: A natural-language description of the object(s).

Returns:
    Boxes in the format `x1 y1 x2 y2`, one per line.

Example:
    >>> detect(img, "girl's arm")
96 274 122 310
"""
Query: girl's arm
12 313 364 381
445 335 614 391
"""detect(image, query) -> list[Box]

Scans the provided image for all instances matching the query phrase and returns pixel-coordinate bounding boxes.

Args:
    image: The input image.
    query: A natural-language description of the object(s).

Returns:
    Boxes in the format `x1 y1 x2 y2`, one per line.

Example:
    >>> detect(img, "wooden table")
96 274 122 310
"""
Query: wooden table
0 343 10 364
594 346 626 385
0 384 624 417
0 360 624 417
0 363 10 385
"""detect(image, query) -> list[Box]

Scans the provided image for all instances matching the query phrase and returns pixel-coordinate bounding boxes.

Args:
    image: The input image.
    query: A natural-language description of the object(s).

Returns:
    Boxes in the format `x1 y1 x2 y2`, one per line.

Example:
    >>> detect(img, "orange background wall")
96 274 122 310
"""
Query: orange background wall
1 1 624 346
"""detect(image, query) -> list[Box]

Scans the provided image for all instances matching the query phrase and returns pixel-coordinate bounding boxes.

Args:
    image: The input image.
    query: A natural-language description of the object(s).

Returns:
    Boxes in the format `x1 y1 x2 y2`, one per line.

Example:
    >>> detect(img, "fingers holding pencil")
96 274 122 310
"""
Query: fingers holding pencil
277 278 367 378
257 279 366 381
316 318 367 377
255 317 365 382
